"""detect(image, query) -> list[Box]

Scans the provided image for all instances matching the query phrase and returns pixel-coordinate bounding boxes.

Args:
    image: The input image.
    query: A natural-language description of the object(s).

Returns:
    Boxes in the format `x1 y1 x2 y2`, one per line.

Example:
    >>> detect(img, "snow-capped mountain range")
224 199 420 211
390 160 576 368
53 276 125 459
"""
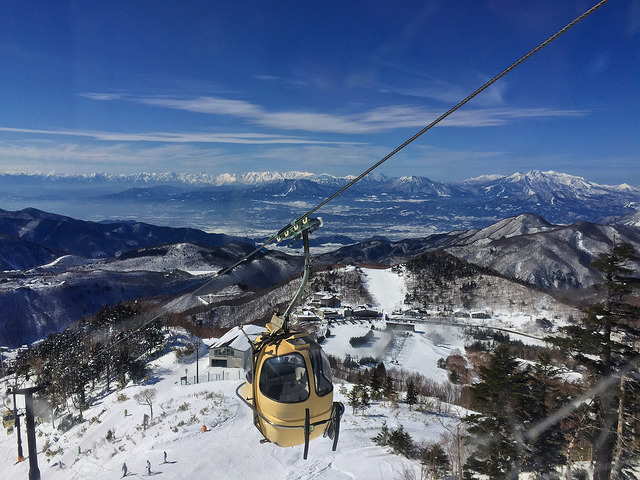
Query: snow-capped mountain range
0 170 383 187
1 169 636 191
1 170 637 240
0 169 638 346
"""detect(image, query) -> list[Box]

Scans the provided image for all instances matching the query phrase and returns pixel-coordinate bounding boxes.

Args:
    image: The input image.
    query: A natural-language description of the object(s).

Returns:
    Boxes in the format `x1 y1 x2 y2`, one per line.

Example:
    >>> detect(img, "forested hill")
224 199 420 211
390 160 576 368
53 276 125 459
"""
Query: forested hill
318 213 640 289
0 207 251 270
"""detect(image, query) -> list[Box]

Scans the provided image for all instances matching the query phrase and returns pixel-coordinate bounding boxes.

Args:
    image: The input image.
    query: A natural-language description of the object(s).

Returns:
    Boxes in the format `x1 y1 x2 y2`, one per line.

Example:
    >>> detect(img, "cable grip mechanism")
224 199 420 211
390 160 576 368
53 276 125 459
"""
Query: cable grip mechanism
276 216 322 244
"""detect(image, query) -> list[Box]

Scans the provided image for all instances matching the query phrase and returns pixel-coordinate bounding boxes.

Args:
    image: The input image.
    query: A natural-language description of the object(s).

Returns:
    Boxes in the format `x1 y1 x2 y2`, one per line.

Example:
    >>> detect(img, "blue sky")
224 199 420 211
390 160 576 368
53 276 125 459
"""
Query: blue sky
1 0 638 184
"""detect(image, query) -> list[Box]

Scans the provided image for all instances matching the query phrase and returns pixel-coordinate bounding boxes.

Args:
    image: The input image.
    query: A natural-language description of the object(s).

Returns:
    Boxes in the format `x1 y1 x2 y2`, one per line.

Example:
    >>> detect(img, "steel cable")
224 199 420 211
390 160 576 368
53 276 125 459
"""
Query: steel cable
199 0 610 289
42 0 611 369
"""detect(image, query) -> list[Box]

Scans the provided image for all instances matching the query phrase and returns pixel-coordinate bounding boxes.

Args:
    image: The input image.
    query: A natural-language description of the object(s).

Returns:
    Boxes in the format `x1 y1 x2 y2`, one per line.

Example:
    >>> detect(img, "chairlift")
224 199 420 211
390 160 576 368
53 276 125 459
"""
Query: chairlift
236 217 344 459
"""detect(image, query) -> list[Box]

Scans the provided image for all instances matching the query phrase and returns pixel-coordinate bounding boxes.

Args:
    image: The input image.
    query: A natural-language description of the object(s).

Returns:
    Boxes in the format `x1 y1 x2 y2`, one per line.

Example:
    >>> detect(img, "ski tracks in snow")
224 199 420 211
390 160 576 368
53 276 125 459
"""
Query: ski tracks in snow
388 332 414 365
395 334 415 365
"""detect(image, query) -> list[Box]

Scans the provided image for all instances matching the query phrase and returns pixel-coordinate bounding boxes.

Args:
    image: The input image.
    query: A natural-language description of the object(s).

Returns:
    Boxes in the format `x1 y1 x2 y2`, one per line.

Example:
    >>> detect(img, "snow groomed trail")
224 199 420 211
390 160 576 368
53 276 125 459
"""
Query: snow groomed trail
360 268 406 315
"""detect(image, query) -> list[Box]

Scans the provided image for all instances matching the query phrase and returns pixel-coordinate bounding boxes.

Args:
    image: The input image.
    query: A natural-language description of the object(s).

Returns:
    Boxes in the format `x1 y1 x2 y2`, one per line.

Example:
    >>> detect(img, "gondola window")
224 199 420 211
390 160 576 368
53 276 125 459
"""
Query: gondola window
309 347 333 396
259 353 310 403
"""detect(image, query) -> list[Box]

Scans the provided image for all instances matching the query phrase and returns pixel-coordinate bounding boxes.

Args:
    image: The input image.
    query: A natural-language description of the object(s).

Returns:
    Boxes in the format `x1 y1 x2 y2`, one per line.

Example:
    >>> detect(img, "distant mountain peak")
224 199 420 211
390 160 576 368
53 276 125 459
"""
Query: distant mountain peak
390 175 453 196
505 170 590 186
214 171 318 186
1 170 637 238
475 213 554 240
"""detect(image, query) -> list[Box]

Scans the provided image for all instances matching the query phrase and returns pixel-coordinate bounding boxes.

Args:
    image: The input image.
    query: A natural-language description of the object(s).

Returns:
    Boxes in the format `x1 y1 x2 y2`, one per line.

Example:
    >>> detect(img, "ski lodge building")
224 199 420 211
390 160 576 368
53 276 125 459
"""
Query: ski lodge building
310 291 339 308
208 325 265 368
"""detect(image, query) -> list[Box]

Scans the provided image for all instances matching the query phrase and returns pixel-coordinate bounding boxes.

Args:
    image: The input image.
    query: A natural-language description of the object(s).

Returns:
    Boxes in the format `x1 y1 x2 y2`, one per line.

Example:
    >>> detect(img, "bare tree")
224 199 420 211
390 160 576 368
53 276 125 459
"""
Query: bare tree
437 416 468 480
134 388 157 421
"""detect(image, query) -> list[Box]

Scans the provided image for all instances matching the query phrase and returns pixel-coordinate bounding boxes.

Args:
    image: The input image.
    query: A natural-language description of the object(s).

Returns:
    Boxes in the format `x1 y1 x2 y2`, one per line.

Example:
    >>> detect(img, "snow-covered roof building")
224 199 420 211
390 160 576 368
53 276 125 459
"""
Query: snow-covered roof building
208 325 265 368
318 307 340 319
311 291 339 307
293 309 322 322
385 321 415 332
348 305 380 318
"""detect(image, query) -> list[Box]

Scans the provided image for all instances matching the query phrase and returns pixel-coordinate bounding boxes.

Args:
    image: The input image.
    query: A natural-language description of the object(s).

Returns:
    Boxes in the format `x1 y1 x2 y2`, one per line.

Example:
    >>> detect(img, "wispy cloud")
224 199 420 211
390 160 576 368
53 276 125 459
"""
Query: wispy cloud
137 96 263 117
0 138 380 176
0 140 237 174
85 93 588 134
82 92 126 101
0 126 350 145
253 74 306 88
371 56 510 106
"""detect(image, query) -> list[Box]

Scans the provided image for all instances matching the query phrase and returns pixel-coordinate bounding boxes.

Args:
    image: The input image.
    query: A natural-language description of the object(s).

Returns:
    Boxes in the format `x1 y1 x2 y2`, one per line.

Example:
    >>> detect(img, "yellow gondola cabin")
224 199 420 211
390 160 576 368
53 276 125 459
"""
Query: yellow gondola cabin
235 217 343 459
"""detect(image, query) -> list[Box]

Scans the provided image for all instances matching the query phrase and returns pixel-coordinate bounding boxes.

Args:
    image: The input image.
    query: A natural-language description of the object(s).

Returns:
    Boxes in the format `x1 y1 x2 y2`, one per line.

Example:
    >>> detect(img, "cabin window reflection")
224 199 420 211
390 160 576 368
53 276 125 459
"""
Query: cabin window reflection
259 353 310 403
309 347 333 396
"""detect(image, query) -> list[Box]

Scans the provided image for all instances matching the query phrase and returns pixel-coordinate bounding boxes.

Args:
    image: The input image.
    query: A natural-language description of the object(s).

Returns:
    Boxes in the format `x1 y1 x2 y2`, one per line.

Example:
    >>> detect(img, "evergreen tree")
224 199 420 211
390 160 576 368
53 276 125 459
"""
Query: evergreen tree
372 422 415 459
550 242 640 480
522 353 567 477
384 373 397 405
421 443 450 480
347 384 362 415
369 362 386 400
348 372 371 415
13 300 164 423
372 420 391 447
143 319 165 354
389 424 415 459
464 345 529 479
359 384 371 413
406 378 418 411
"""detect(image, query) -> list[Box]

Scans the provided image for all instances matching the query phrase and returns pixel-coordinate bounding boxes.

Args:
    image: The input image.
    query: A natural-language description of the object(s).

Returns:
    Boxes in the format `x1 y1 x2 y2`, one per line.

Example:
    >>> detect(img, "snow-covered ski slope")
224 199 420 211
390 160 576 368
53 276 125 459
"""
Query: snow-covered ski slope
360 267 406 315
1 266 565 479
1 321 464 480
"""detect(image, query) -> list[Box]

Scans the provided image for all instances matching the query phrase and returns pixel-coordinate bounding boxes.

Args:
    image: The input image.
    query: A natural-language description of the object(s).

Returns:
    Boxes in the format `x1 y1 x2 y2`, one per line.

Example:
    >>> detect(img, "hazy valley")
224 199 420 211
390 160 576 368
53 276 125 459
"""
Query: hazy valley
1 170 637 241
1 178 638 347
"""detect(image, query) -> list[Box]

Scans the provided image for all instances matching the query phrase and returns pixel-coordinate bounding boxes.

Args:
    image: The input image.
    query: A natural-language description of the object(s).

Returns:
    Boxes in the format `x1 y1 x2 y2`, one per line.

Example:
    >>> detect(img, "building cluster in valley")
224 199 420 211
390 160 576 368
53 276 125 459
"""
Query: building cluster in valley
206 290 385 368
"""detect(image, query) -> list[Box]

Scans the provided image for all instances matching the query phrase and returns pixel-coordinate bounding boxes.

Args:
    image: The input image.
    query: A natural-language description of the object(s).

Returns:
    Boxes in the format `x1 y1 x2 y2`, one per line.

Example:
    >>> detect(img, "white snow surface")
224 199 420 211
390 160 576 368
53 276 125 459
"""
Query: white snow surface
321 322 460 384
1 322 465 480
360 267 406 315
39 255 96 270
0 265 578 479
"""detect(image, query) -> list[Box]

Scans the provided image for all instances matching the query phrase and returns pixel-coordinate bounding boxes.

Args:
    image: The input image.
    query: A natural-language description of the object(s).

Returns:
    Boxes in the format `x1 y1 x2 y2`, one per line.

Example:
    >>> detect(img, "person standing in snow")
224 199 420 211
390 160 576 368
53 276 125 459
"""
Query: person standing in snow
163 451 167 463
146 459 151 475
122 463 127 477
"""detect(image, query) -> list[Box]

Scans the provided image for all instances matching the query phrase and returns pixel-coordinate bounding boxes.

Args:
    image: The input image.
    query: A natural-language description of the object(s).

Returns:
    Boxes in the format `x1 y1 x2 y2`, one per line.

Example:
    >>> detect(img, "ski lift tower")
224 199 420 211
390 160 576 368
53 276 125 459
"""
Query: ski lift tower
8 385 47 480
